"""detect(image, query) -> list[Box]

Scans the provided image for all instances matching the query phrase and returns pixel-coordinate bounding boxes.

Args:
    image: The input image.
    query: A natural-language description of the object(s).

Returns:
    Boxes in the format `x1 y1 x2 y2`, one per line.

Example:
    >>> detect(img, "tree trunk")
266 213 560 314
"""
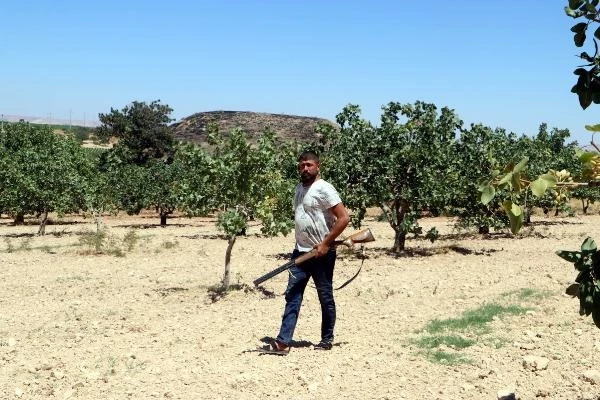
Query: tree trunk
393 229 406 254
37 211 48 236
478 226 490 234
95 214 104 234
160 213 168 226
390 199 408 254
13 213 24 225
582 199 589 215
222 235 236 290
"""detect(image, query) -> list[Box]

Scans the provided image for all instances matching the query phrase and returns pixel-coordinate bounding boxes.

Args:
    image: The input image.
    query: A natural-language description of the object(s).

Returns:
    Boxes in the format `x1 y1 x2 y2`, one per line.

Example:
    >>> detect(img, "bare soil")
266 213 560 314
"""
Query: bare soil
3 211 600 399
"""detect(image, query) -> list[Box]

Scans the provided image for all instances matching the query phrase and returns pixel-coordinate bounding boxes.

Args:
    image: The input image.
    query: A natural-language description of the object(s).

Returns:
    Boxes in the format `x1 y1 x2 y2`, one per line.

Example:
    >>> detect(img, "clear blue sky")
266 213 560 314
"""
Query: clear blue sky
1 1 596 144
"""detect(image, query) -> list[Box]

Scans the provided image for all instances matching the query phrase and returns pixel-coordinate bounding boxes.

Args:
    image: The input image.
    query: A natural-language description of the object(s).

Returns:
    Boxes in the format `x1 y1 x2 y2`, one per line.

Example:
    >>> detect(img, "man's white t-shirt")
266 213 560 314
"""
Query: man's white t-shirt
294 179 342 252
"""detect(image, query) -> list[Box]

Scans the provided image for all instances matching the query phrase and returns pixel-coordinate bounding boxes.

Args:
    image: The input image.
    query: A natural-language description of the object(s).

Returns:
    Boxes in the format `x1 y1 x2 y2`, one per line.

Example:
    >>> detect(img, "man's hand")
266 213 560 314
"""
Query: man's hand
314 242 330 257
314 202 350 257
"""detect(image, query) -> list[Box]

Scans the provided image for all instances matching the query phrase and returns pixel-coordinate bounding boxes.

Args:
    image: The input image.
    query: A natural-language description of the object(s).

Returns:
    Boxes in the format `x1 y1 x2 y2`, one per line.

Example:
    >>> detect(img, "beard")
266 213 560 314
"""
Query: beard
301 172 317 184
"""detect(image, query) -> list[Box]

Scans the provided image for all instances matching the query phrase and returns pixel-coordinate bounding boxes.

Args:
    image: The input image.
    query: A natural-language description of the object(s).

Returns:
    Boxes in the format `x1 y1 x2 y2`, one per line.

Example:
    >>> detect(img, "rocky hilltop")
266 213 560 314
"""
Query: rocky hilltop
170 111 335 145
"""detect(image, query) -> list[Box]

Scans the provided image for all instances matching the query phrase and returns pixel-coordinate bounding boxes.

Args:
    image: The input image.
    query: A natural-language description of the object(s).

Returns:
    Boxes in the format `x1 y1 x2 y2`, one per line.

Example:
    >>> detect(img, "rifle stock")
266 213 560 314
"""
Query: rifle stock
332 228 375 248
252 228 375 287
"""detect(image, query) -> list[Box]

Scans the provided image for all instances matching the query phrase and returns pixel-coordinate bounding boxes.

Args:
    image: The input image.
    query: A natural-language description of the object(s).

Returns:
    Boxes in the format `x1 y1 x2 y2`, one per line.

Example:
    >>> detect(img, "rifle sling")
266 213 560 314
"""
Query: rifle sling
335 246 366 290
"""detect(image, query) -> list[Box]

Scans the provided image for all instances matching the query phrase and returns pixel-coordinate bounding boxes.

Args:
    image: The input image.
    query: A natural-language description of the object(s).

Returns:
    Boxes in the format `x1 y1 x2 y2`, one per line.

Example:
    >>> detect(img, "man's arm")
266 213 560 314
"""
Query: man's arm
314 202 350 257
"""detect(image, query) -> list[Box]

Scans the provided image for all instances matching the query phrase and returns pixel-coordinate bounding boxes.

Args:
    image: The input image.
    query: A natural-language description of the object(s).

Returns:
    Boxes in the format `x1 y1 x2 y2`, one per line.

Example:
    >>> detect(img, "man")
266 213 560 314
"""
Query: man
259 150 350 355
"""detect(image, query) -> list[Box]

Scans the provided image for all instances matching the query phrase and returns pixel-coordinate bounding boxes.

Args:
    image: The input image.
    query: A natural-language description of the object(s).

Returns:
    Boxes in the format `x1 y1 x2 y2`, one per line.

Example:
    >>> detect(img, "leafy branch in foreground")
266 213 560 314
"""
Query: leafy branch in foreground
557 237 600 328
479 156 592 234
565 0 600 109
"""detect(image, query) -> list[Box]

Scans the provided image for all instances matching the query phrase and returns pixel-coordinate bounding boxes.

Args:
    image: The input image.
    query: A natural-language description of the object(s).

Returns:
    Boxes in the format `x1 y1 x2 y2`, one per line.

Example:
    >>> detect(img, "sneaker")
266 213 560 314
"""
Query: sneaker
313 341 333 350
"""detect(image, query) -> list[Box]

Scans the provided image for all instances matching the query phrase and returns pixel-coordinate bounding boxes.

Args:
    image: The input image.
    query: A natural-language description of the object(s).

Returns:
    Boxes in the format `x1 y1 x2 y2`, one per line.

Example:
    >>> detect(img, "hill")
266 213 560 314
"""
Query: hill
170 111 336 145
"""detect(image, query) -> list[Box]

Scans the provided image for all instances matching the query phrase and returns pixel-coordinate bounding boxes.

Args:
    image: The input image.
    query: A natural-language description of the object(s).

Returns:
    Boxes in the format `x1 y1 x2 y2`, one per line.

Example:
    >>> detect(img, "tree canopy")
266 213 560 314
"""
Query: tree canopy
319 101 462 253
0 122 93 234
97 100 175 164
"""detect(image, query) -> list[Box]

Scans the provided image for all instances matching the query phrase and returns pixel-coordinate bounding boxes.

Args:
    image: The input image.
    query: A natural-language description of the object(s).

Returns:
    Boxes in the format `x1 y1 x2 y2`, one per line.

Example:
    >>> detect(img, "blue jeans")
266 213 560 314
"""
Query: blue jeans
276 249 336 346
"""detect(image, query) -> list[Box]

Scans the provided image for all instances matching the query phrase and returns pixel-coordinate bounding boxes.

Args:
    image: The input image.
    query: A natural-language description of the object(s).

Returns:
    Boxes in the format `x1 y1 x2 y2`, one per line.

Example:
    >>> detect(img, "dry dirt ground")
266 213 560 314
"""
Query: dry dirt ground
3 210 600 400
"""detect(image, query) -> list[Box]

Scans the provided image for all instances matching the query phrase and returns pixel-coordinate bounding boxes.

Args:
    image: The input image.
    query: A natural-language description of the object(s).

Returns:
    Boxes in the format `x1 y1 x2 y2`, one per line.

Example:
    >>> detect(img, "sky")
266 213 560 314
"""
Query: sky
1 1 598 145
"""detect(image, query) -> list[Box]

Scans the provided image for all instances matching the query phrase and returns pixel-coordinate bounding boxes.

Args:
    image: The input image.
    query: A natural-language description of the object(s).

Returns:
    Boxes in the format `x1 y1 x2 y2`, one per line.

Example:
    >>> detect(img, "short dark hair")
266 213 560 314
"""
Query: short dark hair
298 150 319 163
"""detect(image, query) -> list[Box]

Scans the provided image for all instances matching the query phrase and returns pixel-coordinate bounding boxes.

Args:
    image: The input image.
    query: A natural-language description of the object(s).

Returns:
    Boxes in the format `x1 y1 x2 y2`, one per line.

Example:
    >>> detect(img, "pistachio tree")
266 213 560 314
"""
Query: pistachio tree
319 101 462 253
204 127 296 290
83 150 118 233
0 122 92 234
101 153 182 226
571 185 600 213
451 124 516 233
171 141 215 218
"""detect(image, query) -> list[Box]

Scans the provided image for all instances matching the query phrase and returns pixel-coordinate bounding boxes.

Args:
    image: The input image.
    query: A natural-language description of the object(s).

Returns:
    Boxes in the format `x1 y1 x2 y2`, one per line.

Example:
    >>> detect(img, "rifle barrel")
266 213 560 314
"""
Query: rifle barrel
253 259 295 286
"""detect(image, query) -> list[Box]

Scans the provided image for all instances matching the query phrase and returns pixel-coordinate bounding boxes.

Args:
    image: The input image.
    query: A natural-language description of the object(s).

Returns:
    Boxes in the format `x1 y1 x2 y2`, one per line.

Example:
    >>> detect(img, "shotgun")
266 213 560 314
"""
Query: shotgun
253 228 375 287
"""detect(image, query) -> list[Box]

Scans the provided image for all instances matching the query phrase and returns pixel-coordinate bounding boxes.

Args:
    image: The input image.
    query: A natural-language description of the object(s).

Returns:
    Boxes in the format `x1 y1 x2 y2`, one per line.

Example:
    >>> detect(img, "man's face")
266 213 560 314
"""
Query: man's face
298 158 319 184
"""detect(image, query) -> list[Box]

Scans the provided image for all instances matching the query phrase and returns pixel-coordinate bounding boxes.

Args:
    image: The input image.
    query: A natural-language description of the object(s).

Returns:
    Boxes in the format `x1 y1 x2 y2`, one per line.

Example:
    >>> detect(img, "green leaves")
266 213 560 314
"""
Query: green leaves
209 128 294 235
217 209 247 238
479 126 588 235
479 183 495 205
322 100 463 253
571 22 588 46
585 124 600 132
565 1 600 109
201 127 296 289
530 174 557 197
97 100 174 165
479 158 528 233
569 0 585 9
0 122 93 231
565 6 583 17
556 250 582 263
491 158 528 194
502 200 523 234
581 236 598 252
557 236 600 326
